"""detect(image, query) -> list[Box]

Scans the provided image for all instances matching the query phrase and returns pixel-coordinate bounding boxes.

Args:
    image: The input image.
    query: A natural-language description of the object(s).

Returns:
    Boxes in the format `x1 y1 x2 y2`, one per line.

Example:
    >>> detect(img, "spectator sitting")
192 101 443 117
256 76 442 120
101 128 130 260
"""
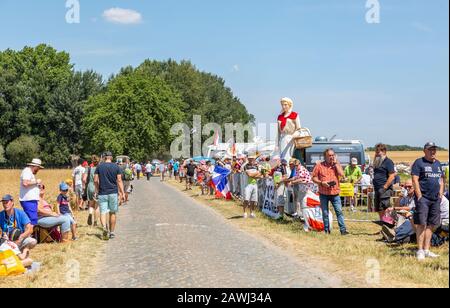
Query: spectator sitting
57 183 78 241
37 185 72 243
1 195 37 266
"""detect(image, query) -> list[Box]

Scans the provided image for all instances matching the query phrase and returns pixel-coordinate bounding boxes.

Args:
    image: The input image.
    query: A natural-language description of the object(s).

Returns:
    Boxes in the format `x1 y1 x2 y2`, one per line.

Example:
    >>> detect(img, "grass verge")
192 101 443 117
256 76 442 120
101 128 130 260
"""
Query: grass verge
167 179 449 288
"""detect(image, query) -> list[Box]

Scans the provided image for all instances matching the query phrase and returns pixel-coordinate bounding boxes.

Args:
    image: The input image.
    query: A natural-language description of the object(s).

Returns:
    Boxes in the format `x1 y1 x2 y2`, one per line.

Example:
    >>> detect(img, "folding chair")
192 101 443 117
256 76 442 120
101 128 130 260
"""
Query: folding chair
33 226 62 244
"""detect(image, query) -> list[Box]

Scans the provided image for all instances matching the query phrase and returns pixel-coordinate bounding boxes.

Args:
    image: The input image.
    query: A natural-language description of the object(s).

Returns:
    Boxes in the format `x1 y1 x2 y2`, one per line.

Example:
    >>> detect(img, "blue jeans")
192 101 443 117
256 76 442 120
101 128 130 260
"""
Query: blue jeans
38 215 72 233
320 195 347 233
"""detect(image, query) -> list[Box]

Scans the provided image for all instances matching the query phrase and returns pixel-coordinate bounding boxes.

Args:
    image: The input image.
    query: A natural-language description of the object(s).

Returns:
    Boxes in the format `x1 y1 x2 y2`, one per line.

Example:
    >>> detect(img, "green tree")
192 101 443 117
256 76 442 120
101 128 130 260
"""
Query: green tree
5 135 40 166
83 72 185 161
0 44 103 165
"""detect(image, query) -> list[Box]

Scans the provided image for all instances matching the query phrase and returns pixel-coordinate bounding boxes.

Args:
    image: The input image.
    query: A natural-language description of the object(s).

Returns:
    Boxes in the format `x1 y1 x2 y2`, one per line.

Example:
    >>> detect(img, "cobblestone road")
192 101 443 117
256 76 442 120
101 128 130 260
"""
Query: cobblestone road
94 178 343 288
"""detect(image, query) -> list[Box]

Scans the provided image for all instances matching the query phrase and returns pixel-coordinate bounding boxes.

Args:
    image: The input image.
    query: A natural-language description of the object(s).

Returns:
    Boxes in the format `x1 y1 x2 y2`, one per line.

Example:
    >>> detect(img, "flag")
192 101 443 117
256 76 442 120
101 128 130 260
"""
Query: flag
211 165 232 200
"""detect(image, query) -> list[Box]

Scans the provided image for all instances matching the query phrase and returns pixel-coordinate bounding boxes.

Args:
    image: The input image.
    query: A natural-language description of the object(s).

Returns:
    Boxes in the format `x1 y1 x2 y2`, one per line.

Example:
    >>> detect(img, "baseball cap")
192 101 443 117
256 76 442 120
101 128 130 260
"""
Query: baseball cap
351 158 358 165
103 151 113 157
1 194 14 202
424 142 438 150
59 182 70 191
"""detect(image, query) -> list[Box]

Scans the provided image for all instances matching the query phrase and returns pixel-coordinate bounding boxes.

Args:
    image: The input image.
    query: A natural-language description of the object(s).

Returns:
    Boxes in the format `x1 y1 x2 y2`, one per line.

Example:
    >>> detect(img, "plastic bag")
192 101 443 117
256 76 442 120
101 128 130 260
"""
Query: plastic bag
0 249 26 277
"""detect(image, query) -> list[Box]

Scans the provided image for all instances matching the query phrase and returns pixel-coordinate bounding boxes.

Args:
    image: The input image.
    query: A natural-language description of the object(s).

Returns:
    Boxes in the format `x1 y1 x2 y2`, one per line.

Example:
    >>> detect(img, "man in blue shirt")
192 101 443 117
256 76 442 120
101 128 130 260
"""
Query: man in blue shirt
372 144 397 220
411 142 445 261
94 152 125 241
1 194 37 253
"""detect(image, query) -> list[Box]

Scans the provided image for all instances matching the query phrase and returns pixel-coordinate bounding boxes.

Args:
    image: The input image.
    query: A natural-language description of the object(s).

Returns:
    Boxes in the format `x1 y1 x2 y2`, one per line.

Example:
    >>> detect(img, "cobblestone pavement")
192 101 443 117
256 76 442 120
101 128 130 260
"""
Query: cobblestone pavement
94 178 343 288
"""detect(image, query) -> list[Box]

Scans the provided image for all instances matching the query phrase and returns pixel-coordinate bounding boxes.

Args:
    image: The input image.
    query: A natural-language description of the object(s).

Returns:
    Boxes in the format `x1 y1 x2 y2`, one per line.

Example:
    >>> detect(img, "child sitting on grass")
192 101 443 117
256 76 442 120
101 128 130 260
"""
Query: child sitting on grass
57 183 78 241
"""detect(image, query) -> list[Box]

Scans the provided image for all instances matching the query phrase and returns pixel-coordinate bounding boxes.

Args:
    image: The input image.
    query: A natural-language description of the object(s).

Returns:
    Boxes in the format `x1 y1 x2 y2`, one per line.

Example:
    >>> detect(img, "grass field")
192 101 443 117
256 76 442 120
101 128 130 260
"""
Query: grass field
168 179 449 288
0 170 106 288
367 151 449 164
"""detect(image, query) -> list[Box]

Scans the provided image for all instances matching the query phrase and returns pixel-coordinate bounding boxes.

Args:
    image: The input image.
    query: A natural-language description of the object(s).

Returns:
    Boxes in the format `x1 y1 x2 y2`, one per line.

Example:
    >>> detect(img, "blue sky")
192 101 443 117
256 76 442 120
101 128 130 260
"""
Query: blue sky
0 0 448 148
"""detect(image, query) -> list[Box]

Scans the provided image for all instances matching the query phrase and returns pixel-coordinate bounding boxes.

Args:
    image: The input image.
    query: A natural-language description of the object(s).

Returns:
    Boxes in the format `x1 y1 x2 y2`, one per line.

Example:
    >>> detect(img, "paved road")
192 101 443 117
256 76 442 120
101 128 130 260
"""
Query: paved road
94 178 343 288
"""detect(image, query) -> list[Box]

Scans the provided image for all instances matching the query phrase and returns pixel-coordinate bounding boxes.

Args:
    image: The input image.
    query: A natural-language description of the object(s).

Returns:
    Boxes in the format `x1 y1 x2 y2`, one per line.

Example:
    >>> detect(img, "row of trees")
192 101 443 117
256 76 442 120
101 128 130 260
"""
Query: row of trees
0 45 254 166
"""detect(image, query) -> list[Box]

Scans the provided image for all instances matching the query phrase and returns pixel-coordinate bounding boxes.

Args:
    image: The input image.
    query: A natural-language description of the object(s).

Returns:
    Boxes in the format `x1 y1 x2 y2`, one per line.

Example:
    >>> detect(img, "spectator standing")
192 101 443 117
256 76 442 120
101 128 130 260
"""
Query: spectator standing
185 160 197 190
372 144 397 220
344 158 363 212
135 162 142 180
19 158 44 226
312 149 348 235
121 159 133 204
243 155 261 219
72 159 86 211
159 162 166 182
145 161 153 181
84 155 100 227
412 142 444 260
94 152 125 240
56 183 78 241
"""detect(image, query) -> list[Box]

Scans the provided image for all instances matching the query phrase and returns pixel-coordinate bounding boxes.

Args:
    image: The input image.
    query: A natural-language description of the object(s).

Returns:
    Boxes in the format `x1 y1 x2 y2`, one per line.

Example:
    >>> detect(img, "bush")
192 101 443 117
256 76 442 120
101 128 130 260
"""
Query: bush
5 135 40 167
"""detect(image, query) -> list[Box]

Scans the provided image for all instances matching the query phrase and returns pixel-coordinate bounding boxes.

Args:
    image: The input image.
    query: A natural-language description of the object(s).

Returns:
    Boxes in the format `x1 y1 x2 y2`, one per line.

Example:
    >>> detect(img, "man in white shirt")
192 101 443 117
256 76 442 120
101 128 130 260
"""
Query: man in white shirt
72 159 86 210
145 161 153 181
19 158 44 226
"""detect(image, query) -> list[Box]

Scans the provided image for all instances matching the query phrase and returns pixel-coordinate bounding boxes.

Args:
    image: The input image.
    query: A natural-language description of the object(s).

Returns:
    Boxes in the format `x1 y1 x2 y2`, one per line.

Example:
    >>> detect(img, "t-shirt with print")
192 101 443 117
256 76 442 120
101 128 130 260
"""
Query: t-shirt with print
19 167 40 202
72 166 85 186
245 163 259 185
57 194 71 215
0 209 31 234
373 158 396 190
411 158 443 201
95 162 122 196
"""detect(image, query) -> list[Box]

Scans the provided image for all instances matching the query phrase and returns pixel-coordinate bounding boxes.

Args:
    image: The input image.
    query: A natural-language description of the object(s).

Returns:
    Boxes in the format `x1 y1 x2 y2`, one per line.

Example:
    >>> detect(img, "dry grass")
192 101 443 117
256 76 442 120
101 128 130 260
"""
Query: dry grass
0 169 105 288
168 179 449 288
367 151 449 164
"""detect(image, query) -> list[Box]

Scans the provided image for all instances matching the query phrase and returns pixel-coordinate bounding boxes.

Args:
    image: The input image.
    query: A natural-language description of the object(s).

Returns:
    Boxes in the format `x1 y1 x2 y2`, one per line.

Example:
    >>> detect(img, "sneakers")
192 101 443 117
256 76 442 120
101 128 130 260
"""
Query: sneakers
102 229 110 241
425 250 440 258
417 250 426 261
109 232 116 240
341 231 350 236
243 213 248 219
250 213 256 219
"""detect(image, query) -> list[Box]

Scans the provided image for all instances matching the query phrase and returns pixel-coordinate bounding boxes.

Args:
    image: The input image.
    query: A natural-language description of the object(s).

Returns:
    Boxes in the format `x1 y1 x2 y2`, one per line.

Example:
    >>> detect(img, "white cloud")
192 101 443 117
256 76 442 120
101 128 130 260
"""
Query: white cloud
102 8 142 25
232 65 240 72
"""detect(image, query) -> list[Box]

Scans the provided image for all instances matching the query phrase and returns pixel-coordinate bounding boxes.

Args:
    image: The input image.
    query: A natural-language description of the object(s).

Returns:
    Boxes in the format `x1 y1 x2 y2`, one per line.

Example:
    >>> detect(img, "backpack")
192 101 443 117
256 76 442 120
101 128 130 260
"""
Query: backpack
123 167 133 181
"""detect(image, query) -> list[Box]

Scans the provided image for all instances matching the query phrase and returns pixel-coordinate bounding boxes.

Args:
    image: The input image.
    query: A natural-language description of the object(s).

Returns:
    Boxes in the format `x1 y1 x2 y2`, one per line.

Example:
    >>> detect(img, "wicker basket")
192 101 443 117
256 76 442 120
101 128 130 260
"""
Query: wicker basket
293 128 313 149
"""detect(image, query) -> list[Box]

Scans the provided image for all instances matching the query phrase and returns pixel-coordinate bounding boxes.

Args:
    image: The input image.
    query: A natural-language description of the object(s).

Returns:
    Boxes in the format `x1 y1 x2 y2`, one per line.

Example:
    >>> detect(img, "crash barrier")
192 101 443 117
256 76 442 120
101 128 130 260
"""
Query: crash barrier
228 173 389 223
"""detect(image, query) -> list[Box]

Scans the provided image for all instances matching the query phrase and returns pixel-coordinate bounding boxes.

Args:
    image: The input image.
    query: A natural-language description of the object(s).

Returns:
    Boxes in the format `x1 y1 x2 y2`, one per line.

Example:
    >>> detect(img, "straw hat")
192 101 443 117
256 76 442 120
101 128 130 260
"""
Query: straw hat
27 158 44 169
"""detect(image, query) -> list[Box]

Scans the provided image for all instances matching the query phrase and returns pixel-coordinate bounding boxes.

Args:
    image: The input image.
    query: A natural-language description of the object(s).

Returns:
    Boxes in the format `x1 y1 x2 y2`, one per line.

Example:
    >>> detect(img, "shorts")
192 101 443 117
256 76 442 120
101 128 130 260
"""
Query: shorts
414 197 441 226
123 181 131 193
186 175 194 184
19 237 37 251
374 187 393 212
75 185 84 198
245 184 258 202
86 187 96 202
98 194 119 214
20 200 38 225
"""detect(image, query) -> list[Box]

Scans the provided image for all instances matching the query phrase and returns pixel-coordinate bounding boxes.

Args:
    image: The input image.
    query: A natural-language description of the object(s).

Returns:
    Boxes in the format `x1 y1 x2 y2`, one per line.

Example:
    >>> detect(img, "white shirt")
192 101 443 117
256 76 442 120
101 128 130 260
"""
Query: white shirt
360 174 372 189
72 166 85 186
145 164 152 173
441 197 449 221
19 167 40 201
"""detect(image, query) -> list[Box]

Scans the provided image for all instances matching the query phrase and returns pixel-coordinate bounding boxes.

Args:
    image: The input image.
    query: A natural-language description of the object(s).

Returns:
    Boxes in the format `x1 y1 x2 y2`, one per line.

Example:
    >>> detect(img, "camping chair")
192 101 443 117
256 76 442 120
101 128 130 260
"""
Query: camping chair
33 226 62 244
